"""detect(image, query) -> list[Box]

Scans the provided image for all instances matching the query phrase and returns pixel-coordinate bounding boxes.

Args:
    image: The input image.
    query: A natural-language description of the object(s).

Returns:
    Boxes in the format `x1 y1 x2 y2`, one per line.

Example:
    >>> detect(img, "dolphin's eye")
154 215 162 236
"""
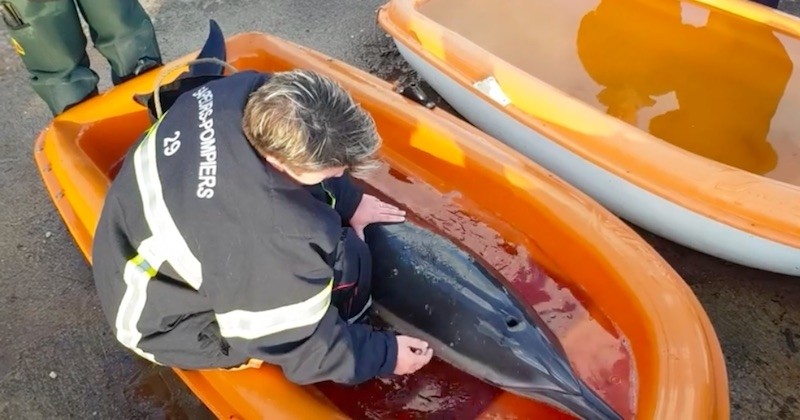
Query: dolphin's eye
505 315 522 330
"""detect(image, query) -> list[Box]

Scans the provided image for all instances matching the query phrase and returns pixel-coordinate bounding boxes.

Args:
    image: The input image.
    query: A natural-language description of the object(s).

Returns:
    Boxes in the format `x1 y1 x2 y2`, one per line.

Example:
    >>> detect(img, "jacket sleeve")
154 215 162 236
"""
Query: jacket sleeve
207 229 397 385
261 305 398 385
323 173 364 223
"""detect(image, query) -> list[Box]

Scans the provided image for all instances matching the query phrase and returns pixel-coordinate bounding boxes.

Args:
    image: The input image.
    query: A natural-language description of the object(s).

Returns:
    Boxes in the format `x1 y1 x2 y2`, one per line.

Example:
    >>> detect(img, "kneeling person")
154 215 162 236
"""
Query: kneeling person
91 68 433 384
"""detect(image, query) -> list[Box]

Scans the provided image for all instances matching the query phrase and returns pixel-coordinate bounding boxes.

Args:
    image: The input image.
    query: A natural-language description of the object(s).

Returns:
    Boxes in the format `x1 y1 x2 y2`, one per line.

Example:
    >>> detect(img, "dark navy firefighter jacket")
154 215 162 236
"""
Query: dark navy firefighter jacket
91 71 398 385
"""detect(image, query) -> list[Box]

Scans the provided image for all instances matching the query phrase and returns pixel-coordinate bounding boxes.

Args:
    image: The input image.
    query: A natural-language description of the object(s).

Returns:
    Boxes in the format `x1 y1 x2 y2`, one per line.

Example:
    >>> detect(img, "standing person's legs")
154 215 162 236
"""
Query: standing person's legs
1 0 98 115
75 0 162 85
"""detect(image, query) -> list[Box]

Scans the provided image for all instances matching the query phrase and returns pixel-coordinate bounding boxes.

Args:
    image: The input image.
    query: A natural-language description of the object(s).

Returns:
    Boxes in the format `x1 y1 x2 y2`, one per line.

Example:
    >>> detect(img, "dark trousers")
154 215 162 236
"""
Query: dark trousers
1 0 162 115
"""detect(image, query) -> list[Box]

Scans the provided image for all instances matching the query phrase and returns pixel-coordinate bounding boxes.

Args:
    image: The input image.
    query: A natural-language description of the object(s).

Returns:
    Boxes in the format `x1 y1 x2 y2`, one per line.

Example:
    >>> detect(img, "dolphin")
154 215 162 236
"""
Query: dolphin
364 221 623 420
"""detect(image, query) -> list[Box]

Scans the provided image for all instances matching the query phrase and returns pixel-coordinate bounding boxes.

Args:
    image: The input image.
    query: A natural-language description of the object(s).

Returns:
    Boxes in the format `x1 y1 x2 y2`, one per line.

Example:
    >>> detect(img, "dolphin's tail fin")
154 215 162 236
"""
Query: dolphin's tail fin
134 19 231 121
189 19 227 77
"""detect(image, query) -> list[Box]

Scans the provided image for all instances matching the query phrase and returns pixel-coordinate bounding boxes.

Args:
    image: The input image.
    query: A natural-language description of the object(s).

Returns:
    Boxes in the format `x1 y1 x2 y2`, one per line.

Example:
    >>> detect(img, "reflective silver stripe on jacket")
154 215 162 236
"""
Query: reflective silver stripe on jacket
115 237 163 364
114 121 204 361
216 280 333 340
133 120 203 290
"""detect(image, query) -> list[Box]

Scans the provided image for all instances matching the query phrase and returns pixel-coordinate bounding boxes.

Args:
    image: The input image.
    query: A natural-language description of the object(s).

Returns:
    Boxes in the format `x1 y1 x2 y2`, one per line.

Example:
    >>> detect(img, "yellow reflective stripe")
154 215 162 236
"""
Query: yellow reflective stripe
132 118 203 290
130 254 157 277
115 236 164 365
320 183 336 209
215 280 334 340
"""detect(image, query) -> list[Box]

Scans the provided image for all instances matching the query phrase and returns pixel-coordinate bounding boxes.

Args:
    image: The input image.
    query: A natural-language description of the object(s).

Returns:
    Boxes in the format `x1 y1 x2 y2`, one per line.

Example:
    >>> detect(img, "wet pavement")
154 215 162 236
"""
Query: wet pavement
0 0 799 418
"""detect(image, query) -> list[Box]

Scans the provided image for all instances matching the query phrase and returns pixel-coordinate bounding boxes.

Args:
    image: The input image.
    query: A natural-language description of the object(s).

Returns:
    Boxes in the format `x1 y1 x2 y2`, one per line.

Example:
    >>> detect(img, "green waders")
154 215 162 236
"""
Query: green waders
0 0 162 115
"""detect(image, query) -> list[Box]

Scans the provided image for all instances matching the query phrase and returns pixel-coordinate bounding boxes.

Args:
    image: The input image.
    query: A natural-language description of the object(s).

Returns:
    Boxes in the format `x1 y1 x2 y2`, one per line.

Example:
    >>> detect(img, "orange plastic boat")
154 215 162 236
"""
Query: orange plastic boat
33 31 728 419
378 0 800 276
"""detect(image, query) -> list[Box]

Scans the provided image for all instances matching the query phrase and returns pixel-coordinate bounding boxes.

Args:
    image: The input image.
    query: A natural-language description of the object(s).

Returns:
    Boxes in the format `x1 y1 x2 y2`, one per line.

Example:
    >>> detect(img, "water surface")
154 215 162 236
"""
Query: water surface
421 0 800 185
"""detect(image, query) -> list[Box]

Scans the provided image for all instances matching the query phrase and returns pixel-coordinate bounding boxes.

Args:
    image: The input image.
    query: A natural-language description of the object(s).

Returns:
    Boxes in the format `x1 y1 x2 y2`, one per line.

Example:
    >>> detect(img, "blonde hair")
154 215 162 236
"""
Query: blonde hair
242 69 381 177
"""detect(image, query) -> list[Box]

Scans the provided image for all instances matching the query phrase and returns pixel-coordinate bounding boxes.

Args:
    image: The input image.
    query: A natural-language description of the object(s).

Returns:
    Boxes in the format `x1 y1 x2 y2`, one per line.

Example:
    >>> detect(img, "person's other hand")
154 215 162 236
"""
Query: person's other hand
393 335 433 375
350 194 406 240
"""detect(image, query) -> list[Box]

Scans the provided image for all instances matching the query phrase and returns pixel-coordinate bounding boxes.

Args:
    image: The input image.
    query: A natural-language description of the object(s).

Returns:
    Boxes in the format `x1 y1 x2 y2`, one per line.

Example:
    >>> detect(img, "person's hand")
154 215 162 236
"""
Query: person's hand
393 335 433 375
350 194 406 240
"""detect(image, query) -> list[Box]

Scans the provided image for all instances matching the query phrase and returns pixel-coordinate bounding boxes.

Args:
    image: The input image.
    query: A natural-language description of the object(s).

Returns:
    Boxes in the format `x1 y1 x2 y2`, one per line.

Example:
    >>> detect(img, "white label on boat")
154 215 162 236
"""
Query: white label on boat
680 2 709 27
473 76 511 106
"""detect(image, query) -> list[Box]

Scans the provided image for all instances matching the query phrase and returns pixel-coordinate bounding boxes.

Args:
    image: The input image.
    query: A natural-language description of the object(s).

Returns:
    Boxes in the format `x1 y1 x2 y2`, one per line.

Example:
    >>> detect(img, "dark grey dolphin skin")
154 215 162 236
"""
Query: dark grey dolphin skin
363 221 623 420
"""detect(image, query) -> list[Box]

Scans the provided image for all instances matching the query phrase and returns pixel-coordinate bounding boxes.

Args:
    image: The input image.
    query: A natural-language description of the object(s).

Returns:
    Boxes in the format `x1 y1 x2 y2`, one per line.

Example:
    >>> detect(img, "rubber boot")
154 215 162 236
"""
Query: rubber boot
1 0 99 115
75 0 162 85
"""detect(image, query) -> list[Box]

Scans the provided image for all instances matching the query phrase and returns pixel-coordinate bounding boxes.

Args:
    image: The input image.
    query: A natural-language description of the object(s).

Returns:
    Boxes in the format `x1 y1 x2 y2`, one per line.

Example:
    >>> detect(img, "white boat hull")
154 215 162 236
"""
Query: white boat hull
394 40 800 276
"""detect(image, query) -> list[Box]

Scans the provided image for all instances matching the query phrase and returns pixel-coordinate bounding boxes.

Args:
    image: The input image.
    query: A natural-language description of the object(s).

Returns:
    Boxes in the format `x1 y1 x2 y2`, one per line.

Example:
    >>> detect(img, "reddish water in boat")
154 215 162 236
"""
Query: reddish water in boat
314 166 637 419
